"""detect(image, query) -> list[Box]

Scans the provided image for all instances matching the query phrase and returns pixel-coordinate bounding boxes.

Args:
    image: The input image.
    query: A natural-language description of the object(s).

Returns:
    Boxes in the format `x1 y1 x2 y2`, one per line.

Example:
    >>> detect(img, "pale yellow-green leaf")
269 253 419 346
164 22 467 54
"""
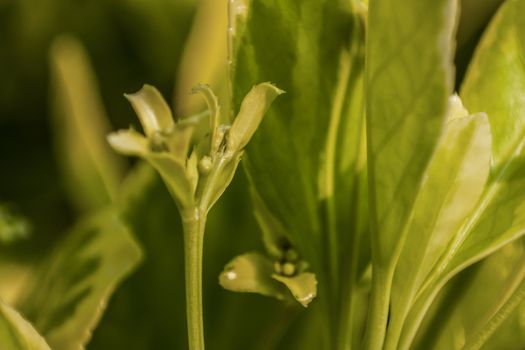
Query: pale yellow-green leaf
227 83 285 153
387 112 491 349
191 84 220 154
107 129 149 157
50 35 125 211
0 299 51 350
219 252 288 301
272 272 318 307
125 85 174 137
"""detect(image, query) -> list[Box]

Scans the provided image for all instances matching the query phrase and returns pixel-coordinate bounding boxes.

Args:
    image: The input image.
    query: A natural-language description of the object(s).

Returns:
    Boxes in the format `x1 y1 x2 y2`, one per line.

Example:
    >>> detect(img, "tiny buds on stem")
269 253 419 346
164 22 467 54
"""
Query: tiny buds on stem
198 156 213 174
282 263 296 276
227 83 285 153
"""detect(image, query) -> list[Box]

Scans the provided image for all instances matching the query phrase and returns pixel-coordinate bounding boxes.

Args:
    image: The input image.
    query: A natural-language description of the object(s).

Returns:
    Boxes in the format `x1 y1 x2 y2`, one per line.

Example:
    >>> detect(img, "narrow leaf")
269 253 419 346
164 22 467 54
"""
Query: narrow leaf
50 35 125 211
0 299 51 350
227 82 284 153
191 84 221 154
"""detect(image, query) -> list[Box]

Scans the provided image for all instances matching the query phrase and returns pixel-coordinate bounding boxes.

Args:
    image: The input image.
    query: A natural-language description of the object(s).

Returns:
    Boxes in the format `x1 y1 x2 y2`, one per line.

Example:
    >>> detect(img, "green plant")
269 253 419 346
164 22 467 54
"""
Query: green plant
2 0 525 349
107 82 283 349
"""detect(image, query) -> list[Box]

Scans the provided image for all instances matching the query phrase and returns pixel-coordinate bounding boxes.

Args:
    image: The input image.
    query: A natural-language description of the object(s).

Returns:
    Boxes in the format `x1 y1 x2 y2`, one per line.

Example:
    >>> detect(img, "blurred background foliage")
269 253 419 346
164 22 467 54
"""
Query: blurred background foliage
0 0 511 348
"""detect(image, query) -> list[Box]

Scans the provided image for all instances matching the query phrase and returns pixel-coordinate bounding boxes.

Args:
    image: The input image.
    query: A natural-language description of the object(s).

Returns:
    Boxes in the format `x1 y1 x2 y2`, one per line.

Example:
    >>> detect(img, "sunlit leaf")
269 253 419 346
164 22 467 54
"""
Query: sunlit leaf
387 110 491 348
364 0 457 346
399 1 525 347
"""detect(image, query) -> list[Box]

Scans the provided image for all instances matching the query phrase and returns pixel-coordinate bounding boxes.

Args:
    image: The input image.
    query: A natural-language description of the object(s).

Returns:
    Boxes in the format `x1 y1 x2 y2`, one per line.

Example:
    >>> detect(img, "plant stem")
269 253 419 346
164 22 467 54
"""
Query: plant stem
182 209 206 350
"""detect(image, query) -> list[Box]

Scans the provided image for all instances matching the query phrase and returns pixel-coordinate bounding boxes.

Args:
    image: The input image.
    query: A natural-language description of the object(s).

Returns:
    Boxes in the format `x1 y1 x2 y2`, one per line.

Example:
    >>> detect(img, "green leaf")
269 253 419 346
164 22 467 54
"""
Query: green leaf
227 83 284 153
364 0 457 347
16 210 142 350
0 299 51 350
230 2 367 347
462 259 525 350
49 35 125 212
272 273 318 308
124 85 175 137
230 0 360 287
250 187 290 259
219 252 288 301
461 0 525 170
191 84 221 154
398 1 525 347
386 109 491 348
366 0 457 264
416 240 525 350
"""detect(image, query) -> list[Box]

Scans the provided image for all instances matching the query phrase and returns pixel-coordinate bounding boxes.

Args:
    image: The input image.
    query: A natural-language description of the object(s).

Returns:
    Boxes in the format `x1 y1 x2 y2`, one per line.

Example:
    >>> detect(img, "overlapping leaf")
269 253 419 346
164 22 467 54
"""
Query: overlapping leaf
0 299 51 350
230 0 360 267
364 0 457 347
386 106 491 349
397 1 525 348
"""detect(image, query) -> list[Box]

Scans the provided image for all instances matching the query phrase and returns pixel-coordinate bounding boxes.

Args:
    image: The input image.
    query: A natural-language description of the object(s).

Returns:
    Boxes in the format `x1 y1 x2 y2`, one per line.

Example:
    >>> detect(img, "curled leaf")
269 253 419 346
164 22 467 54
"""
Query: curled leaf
219 252 288 300
227 82 284 152
124 85 174 137
272 273 318 307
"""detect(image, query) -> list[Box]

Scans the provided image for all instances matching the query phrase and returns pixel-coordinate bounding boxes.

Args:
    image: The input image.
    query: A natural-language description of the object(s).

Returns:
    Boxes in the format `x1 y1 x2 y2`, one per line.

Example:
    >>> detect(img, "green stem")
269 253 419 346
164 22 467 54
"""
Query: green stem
364 266 393 350
182 209 207 350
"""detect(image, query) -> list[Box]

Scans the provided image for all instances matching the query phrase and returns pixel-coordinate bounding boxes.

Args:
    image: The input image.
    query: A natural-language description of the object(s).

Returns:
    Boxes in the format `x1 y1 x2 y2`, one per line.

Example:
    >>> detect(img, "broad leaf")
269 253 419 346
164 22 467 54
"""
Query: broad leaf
0 299 51 350
366 0 457 265
230 1 367 346
16 210 142 350
387 109 491 348
230 0 358 267
364 0 457 347
398 1 525 347
49 35 124 212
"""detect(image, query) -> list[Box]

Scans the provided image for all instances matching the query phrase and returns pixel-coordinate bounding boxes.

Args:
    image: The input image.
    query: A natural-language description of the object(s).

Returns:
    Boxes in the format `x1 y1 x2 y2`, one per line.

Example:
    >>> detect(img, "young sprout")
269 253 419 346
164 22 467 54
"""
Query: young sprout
108 82 283 350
